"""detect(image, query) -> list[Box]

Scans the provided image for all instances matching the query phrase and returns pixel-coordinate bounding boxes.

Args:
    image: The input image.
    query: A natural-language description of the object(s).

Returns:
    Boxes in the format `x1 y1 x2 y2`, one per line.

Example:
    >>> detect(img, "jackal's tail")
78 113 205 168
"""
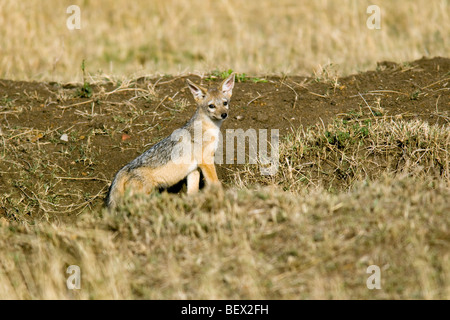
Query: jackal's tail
105 169 128 210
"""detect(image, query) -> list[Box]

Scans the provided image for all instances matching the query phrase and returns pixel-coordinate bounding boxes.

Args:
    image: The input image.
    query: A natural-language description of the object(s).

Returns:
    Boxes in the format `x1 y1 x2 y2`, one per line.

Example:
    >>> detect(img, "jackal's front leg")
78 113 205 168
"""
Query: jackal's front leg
199 163 221 187
186 169 200 194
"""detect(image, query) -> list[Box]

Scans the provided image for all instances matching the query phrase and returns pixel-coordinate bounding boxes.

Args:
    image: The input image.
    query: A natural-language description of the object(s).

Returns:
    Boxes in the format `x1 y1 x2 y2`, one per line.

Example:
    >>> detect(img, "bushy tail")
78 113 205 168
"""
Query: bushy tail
105 169 128 210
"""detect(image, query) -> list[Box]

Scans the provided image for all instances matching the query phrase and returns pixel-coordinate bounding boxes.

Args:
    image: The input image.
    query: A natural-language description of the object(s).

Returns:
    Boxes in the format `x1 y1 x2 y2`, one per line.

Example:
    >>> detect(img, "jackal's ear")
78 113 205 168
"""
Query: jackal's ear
221 73 235 99
186 79 207 102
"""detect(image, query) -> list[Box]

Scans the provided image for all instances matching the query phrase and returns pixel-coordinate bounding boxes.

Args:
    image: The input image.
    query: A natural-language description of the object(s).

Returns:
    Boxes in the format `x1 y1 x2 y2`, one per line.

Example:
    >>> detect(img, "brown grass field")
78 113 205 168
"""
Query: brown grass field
1 0 449 81
0 0 449 300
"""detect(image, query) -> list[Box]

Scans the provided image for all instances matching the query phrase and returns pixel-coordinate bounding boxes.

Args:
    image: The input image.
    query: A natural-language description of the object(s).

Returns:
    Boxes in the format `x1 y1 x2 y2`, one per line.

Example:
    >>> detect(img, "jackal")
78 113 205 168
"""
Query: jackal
106 73 235 209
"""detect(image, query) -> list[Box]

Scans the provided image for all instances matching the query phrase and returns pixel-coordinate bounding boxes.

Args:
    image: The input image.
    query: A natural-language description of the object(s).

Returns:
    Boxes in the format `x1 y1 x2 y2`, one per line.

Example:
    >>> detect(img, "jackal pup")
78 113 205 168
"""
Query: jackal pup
106 74 235 209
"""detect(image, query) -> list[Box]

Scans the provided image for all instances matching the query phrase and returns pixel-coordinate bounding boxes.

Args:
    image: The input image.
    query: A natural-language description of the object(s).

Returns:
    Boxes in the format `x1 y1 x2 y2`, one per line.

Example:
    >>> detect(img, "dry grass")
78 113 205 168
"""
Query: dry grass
234 112 450 193
1 0 449 81
1 176 448 299
0 114 449 299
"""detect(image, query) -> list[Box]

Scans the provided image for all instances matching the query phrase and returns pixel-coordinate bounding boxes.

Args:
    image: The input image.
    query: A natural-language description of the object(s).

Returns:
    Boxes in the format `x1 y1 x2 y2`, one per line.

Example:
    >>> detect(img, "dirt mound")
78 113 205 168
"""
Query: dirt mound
0 57 448 221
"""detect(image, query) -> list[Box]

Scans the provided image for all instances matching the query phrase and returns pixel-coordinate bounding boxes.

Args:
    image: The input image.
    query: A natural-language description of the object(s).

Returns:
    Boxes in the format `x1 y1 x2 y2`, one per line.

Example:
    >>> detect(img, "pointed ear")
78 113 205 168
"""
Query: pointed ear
220 73 235 99
186 79 207 102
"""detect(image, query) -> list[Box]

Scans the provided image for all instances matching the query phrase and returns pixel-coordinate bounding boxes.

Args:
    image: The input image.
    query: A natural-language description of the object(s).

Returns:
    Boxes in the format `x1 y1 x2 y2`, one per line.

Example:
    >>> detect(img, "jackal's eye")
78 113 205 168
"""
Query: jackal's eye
208 104 215 109
223 101 228 106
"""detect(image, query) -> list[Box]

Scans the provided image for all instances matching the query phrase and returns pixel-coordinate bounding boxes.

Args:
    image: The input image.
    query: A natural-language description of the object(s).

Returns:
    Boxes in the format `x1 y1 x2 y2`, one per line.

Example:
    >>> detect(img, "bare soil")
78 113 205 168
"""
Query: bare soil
0 57 449 221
